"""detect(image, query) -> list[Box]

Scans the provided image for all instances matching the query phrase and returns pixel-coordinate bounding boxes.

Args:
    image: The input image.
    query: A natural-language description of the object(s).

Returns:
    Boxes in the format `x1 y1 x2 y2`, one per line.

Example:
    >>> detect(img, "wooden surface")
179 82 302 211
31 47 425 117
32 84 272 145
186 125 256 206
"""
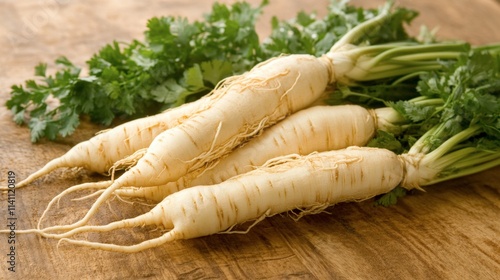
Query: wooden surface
1 0 499 279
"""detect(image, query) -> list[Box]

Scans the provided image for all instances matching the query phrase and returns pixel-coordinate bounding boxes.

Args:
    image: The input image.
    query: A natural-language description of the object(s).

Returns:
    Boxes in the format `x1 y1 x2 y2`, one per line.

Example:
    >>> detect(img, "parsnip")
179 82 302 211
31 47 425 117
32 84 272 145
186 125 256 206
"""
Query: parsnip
48 53 332 232
38 147 406 253
114 104 380 202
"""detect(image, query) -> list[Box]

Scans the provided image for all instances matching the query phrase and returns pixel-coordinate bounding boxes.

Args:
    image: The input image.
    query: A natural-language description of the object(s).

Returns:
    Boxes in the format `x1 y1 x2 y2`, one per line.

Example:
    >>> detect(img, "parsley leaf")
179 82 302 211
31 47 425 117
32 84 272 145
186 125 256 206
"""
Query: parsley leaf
6 1 267 142
6 0 420 142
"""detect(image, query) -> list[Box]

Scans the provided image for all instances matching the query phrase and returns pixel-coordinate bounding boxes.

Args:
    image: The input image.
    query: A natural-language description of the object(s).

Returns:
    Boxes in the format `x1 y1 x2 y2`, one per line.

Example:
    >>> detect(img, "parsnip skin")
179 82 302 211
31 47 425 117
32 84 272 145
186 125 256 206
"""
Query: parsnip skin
12 98 205 189
52 147 404 253
50 54 333 232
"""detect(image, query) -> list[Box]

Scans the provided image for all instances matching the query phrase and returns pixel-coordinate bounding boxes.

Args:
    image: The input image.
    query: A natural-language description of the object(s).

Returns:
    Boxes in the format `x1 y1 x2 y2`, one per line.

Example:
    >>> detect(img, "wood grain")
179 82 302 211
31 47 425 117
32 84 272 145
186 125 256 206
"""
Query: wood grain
0 1 499 279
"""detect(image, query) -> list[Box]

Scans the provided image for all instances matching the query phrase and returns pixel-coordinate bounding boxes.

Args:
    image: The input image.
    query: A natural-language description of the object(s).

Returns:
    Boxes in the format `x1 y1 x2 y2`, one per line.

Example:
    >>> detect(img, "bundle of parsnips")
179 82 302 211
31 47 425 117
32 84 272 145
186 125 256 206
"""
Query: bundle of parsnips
3 1 499 253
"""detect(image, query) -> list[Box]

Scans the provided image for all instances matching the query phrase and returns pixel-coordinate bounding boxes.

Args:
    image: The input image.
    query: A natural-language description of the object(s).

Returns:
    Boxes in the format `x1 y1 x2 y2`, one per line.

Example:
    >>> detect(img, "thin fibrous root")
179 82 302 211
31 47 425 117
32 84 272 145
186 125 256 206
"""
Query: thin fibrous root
107 148 148 178
37 180 113 229
57 230 178 253
220 209 271 234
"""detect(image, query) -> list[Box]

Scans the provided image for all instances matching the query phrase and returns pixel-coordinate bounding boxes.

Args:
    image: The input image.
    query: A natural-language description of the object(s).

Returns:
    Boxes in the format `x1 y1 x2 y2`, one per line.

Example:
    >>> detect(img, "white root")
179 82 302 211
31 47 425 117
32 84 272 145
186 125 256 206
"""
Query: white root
35 147 405 253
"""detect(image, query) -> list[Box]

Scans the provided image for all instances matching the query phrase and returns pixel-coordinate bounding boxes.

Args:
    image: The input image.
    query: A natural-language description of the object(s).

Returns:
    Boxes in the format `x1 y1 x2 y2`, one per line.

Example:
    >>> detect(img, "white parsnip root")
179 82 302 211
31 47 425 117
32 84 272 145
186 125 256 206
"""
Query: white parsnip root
43 147 406 253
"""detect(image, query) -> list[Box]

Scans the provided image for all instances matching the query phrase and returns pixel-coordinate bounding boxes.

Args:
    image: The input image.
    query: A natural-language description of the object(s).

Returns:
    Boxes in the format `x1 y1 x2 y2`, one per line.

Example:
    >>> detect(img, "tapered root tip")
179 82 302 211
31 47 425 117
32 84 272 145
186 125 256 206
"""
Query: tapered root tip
58 230 178 253
37 180 114 230
13 158 67 189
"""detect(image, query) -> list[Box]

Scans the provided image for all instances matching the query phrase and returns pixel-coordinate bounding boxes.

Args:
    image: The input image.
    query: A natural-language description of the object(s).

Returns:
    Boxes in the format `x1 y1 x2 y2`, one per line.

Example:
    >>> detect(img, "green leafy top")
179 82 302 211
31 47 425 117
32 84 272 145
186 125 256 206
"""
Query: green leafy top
6 1 268 142
6 0 422 142
371 48 500 206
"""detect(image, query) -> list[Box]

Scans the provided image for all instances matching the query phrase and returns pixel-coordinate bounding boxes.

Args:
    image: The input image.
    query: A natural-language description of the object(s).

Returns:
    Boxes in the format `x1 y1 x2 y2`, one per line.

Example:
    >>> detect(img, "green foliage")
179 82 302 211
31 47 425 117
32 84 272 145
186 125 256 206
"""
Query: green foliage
415 50 500 151
7 1 267 142
374 187 407 206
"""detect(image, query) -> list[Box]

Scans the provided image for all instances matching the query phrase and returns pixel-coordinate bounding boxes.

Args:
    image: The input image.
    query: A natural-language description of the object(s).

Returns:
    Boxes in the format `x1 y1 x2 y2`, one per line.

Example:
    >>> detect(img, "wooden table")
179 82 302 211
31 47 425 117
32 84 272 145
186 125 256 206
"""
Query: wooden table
1 0 499 279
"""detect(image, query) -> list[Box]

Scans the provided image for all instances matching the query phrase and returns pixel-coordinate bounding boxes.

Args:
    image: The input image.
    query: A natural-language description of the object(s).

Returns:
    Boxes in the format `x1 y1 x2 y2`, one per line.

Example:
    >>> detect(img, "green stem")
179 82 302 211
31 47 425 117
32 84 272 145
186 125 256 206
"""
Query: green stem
408 95 429 102
425 155 500 186
472 43 500 54
343 42 418 61
412 97 444 107
421 125 482 166
351 64 443 81
339 88 388 104
375 44 466 63
340 45 468 82
429 146 477 171
394 52 464 62
391 71 425 85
